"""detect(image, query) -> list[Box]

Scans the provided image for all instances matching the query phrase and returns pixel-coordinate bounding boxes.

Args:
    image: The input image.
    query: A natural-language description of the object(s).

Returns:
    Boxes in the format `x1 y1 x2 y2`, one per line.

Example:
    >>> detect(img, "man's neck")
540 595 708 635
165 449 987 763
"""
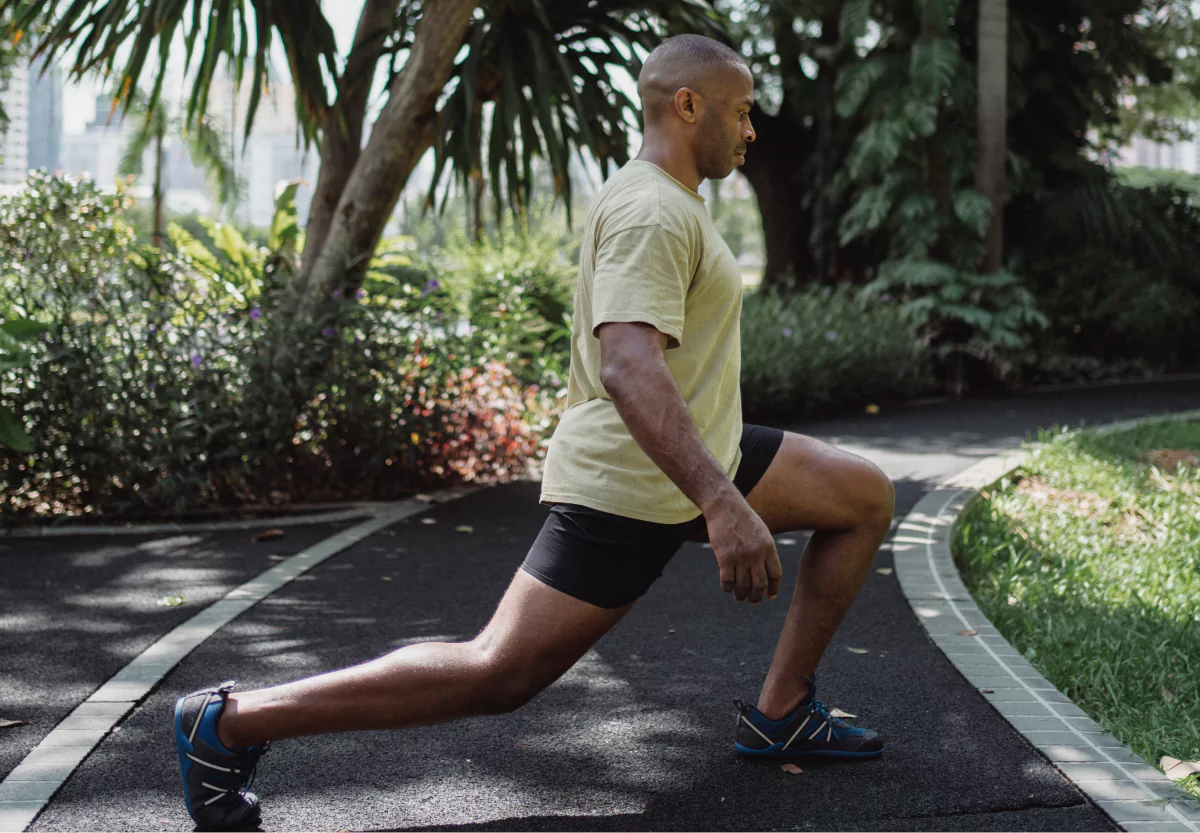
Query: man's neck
634 141 703 193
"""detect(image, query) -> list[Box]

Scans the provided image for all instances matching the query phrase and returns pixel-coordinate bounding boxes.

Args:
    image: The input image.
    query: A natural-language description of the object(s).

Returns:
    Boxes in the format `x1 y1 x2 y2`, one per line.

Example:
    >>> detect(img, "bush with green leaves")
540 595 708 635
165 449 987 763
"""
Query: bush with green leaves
1011 178 1200 382
430 218 577 393
834 0 1048 389
0 316 49 452
740 285 934 420
0 173 548 521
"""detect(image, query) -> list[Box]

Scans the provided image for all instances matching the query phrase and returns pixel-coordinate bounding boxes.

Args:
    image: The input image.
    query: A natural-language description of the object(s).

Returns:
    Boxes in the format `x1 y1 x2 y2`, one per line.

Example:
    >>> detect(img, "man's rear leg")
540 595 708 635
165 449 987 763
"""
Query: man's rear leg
216 570 632 749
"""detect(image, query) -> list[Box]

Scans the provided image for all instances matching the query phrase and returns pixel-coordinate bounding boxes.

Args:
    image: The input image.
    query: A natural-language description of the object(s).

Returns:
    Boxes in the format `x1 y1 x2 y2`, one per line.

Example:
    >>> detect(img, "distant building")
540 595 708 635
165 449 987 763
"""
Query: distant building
27 57 62 172
1117 129 1200 174
207 77 318 228
0 63 29 185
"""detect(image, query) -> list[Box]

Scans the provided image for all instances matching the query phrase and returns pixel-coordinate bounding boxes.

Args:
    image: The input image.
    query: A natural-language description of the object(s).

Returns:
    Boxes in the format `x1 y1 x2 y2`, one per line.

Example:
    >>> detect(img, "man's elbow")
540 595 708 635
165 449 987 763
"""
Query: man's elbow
597 355 648 400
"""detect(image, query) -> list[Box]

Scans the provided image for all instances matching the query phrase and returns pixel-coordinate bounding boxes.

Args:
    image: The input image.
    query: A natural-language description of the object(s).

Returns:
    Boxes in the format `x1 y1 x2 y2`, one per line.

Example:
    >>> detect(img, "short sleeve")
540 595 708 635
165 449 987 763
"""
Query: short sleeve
590 224 693 349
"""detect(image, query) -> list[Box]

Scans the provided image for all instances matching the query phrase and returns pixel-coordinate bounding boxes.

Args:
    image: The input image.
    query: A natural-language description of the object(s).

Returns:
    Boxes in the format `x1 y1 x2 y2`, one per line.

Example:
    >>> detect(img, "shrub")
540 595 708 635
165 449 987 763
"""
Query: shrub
740 285 934 419
433 219 577 393
1012 178 1200 384
0 173 549 522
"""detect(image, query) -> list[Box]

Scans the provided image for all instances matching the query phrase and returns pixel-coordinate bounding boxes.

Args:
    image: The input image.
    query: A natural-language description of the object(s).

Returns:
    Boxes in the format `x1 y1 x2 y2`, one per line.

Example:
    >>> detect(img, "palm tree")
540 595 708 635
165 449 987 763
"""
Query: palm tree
6 0 719 318
117 93 242 248
976 0 1008 272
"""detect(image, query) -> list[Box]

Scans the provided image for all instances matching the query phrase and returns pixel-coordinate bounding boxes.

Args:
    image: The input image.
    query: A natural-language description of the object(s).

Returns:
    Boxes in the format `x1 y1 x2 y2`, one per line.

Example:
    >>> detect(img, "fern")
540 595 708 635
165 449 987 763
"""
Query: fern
839 0 872 47
953 189 992 237
835 55 892 118
909 38 961 100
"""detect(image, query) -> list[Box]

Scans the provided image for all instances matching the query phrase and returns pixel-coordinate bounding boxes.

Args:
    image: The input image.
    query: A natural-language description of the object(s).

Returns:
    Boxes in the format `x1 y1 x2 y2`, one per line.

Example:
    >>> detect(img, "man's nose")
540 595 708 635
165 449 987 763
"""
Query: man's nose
744 118 756 142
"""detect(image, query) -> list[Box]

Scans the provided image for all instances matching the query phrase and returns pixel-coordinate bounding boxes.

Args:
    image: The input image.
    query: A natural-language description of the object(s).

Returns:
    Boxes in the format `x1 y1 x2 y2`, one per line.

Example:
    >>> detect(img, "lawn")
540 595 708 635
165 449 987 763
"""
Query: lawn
953 416 1200 798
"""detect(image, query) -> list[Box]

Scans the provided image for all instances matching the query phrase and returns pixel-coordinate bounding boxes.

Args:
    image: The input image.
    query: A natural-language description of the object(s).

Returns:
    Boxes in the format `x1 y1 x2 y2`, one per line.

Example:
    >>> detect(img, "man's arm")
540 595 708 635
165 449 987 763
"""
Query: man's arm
597 322 782 603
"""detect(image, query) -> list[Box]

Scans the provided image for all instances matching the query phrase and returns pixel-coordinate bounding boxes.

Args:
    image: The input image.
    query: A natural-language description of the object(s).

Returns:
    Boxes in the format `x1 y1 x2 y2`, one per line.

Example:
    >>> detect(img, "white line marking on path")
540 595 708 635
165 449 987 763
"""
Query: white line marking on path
0 486 479 833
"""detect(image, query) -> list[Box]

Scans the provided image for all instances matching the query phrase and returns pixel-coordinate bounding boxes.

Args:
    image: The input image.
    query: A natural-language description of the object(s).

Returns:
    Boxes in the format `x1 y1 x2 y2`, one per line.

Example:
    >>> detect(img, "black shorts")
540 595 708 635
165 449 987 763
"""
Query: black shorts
521 424 785 608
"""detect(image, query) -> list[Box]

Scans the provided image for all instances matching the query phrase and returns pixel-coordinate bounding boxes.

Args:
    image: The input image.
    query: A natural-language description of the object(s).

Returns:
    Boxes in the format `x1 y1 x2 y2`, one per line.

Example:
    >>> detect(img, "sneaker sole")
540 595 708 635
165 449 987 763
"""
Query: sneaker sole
734 741 883 759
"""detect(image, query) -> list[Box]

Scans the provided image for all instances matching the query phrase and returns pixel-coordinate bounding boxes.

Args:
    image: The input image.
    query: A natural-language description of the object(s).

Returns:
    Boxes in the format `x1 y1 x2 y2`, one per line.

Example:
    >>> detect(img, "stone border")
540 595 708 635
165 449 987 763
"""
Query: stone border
894 410 1200 833
0 484 481 833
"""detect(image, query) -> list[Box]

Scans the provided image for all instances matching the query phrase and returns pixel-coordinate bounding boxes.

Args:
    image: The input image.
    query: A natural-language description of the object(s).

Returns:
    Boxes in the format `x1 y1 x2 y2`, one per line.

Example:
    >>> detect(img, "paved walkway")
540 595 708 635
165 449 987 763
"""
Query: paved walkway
3 378 1199 831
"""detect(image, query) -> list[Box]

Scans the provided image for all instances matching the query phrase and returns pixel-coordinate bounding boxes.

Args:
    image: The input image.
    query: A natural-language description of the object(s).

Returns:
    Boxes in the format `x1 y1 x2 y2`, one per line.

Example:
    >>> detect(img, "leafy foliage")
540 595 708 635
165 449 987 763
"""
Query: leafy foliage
0 316 49 452
740 285 933 419
0 173 550 521
955 419 1200 780
429 0 723 223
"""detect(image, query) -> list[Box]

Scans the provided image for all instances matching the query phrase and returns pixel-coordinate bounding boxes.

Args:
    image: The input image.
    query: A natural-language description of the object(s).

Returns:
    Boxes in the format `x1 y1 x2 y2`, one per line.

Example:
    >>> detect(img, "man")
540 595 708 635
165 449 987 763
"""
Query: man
174 34 895 829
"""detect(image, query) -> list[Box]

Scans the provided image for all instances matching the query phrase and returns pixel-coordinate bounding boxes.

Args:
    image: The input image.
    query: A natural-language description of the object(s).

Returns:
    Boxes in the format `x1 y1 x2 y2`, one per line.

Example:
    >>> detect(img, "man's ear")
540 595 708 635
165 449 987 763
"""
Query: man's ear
674 87 699 124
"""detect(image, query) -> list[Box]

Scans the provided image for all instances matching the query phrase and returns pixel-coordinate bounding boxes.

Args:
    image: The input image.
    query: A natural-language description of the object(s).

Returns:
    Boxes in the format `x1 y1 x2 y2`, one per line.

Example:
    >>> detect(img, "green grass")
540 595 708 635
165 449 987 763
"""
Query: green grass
953 416 1200 797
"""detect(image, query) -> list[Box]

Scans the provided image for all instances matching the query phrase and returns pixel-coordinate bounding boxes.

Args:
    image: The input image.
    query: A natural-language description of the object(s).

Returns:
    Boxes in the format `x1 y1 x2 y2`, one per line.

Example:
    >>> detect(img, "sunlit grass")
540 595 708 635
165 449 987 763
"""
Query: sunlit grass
953 417 1200 798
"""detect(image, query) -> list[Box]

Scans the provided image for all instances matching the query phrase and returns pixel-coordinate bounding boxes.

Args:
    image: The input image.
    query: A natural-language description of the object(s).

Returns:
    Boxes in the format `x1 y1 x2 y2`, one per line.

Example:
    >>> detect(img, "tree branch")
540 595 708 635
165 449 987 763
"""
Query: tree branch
300 0 404 278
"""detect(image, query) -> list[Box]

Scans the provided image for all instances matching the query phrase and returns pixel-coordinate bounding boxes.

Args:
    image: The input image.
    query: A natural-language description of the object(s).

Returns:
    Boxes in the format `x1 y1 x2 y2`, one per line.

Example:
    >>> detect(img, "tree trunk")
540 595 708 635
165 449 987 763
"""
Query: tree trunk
976 0 1007 272
300 0 404 279
153 129 164 248
302 0 476 305
739 110 818 294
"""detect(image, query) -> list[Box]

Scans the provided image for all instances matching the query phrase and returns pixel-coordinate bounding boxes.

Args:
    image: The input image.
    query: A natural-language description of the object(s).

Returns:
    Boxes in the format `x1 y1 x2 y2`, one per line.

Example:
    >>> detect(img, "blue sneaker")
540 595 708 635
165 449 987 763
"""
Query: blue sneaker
174 681 269 829
733 682 882 759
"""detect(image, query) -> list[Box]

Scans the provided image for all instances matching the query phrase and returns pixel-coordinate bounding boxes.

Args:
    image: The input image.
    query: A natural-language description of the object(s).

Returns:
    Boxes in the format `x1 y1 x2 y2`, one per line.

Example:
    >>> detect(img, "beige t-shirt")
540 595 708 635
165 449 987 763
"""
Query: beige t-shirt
539 160 743 524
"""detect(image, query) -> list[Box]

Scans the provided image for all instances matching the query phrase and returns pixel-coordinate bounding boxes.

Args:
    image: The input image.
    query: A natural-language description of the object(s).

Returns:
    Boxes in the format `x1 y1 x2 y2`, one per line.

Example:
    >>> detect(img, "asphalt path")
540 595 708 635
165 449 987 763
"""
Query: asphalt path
0 524 356 781
14 378 1200 831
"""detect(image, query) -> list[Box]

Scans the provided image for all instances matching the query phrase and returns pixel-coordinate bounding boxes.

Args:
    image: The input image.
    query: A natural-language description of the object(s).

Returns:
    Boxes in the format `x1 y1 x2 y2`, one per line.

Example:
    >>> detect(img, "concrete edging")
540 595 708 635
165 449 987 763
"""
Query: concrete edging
893 409 1200 833
0 483 482 833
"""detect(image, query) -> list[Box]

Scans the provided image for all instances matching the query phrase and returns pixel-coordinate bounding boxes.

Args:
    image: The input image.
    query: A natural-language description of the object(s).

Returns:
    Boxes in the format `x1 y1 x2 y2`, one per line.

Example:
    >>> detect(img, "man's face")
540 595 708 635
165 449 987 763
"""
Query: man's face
695 64 756 181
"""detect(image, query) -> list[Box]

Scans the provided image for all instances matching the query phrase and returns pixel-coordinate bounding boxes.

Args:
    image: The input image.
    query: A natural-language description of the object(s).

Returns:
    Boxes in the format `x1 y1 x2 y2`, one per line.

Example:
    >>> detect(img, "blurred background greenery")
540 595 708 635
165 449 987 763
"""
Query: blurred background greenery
0 0 1198 520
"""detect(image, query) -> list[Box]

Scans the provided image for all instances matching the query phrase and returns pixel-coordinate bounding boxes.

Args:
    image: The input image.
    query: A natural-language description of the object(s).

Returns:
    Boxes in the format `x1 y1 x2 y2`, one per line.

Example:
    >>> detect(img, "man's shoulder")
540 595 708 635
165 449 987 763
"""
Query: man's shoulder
594 164 700 241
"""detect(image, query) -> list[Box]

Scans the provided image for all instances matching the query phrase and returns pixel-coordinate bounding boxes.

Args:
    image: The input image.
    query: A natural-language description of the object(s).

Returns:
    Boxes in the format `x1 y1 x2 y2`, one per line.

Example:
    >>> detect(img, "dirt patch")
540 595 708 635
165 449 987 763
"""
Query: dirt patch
1012 475 1112 519
1143 449 1200 472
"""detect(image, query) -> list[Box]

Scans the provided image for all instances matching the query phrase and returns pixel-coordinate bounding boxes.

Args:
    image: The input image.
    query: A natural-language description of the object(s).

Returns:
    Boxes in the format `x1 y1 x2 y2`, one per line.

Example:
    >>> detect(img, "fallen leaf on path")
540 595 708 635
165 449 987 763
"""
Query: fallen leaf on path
515 743 528 749
846 647 869 654
1163 687 1175 704
455 525 474 533
830 708 856 719
156 595 185 607
875 567 893 576
252 529 285 543
380 576 393 581
0 719 29 729
420 518 437 525
864 404 880 414
1162 757 1200 780
957 629 979 636
779 763 803 775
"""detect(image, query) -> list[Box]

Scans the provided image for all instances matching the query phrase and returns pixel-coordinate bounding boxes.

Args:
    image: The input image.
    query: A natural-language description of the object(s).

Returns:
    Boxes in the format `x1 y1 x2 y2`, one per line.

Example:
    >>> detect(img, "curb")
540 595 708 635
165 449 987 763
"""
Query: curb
0 483 482 833
893 409 1200 833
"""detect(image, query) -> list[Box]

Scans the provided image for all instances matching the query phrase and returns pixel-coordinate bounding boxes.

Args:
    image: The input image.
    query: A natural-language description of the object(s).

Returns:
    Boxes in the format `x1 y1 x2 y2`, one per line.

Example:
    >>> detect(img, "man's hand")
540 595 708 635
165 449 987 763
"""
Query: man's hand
705 501 783 604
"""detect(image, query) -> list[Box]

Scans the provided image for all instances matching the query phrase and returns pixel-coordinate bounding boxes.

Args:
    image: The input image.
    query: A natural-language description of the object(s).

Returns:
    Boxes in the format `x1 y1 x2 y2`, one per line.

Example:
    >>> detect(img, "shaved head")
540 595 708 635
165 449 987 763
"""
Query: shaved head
637 35 749 127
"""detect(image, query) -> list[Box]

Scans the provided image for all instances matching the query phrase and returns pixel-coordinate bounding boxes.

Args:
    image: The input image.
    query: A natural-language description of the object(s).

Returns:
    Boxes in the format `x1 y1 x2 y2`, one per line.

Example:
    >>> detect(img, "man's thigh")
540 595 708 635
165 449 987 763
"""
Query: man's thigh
475 570 633 691
689 431 891 541
745 431 891 533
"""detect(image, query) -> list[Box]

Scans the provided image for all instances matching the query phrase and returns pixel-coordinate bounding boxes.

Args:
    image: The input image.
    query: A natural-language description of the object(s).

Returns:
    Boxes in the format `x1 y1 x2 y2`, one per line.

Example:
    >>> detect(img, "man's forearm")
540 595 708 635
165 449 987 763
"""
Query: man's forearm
602 360 741 515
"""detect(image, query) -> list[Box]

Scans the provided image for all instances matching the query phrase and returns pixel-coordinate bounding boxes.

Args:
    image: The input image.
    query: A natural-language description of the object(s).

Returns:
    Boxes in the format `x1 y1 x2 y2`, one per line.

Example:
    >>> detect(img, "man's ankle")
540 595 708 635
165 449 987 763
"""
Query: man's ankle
756 679 812 720
216 694 246 750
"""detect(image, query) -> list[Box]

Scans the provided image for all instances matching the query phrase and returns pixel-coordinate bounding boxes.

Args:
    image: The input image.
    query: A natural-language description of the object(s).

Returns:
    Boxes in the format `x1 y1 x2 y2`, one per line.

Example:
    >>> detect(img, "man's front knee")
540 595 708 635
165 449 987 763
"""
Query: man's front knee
854 464 895 533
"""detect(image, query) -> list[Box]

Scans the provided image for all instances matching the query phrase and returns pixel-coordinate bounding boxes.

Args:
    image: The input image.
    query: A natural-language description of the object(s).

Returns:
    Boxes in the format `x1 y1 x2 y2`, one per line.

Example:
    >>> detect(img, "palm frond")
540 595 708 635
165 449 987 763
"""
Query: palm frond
427 0 723 225
2 0 337 144
184 118 244 210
